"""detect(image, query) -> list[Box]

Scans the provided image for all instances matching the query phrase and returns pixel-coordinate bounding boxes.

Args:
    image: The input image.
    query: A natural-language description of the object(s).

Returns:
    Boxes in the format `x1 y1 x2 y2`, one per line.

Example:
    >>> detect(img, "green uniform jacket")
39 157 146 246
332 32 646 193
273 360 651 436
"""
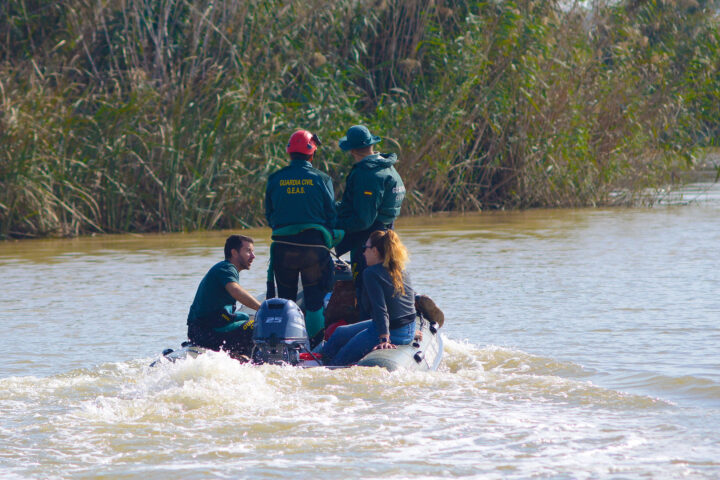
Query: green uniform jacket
265 159 336 230
336 153 405 233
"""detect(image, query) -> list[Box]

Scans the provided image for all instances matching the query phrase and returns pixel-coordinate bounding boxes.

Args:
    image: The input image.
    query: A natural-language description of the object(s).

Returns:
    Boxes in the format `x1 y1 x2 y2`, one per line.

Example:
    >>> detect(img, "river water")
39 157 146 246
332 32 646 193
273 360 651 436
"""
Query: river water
1 182 719 479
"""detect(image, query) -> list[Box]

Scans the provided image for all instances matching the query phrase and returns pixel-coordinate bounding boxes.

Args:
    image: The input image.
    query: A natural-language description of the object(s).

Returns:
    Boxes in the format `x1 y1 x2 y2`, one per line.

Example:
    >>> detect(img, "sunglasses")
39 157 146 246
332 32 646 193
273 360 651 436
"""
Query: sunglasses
311 133 322 147
362 244 373 251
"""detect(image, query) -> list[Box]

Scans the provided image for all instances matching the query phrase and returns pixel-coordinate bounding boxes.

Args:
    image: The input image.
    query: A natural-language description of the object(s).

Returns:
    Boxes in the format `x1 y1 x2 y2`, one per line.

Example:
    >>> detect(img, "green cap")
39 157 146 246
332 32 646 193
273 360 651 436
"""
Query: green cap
338 125 381 151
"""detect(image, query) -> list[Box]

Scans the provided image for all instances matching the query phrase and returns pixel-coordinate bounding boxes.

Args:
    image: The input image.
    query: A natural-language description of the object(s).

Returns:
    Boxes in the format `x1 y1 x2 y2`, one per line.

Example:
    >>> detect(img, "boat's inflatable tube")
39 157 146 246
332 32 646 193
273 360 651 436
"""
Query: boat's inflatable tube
356 318 443 371
153 320 442 371
154 297 443 371
154 320 441 371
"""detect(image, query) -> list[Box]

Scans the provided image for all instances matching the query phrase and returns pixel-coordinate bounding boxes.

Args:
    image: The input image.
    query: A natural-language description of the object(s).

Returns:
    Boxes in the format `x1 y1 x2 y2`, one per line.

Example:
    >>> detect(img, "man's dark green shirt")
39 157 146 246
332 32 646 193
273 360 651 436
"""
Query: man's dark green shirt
187 260 238 325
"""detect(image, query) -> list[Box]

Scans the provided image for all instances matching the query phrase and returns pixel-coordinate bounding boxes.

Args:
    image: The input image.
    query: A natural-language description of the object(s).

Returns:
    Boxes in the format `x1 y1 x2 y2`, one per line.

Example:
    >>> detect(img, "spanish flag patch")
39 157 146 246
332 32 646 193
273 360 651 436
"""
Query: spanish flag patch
363 191 373 196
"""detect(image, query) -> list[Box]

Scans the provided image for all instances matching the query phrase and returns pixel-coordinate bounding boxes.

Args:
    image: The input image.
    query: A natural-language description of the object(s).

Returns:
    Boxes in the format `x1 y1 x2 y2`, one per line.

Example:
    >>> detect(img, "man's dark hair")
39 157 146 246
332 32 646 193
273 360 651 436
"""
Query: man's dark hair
290 152 312 162
225 234 254 260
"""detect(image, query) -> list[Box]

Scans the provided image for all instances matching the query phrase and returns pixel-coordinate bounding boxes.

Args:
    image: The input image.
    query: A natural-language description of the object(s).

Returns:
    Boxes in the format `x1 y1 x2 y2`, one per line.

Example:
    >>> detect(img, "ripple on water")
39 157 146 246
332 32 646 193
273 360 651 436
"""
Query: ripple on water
440 338 669 410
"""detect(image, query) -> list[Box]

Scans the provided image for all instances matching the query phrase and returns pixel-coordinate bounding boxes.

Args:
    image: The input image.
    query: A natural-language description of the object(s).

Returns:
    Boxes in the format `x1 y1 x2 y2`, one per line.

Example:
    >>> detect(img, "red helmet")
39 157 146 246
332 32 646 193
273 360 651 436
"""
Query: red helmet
287 130 321 155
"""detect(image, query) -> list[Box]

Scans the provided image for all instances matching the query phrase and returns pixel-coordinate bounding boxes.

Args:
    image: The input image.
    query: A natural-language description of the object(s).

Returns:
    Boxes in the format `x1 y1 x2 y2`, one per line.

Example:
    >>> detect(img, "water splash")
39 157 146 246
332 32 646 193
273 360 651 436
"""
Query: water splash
439 337 668 410
1 337 717 479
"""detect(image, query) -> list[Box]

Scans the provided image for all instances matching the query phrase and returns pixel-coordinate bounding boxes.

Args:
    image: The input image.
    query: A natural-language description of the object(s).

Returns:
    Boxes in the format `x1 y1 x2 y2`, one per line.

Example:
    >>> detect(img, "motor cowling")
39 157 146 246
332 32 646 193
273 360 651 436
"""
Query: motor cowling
252 298 310 365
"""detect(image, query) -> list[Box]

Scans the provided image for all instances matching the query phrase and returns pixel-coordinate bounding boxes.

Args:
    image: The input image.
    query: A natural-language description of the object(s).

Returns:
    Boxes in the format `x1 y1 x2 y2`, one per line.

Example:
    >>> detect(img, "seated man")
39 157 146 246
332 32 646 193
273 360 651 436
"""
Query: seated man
186 234 262 357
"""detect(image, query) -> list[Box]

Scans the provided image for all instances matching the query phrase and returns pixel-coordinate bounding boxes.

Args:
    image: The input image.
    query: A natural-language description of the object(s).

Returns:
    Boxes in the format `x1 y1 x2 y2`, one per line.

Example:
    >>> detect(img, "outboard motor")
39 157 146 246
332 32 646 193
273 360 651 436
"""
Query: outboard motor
252 298 311 365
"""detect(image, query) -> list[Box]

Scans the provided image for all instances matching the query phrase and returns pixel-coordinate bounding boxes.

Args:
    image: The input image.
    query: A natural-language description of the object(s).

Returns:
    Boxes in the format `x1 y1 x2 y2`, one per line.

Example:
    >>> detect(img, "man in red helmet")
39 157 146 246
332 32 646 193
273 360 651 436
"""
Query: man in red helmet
265 130 337 344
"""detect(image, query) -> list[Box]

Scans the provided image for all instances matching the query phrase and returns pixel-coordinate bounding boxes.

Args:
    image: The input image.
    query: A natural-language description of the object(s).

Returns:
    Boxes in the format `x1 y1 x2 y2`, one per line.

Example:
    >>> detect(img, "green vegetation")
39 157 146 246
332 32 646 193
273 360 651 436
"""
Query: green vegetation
1 0 718 238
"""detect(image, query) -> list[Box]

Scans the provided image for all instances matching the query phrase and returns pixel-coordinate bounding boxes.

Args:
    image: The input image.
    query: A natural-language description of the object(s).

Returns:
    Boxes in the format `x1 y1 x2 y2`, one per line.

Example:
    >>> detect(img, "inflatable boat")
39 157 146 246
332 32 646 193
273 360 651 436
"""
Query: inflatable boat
152 296 443 371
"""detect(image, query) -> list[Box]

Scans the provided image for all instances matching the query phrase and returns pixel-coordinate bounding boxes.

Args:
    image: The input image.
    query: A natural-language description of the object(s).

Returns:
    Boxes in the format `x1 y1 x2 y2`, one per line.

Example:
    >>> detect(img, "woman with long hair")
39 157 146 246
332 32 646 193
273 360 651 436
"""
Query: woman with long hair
321 229 417 366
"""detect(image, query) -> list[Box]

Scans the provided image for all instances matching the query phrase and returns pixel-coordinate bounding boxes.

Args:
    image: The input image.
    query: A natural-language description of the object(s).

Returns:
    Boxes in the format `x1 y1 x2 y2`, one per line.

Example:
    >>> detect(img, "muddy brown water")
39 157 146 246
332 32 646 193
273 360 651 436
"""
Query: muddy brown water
1 181 719 479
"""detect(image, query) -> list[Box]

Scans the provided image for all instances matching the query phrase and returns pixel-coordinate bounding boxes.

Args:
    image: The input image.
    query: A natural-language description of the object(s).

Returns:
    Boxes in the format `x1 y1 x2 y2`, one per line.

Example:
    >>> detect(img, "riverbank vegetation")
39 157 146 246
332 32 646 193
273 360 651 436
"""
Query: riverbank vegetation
1 0 719 238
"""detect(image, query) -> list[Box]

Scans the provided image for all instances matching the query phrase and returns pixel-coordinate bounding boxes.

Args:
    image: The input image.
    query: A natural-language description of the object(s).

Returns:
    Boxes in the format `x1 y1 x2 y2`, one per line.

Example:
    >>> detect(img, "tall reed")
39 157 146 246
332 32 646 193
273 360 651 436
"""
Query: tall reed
1 0 718 238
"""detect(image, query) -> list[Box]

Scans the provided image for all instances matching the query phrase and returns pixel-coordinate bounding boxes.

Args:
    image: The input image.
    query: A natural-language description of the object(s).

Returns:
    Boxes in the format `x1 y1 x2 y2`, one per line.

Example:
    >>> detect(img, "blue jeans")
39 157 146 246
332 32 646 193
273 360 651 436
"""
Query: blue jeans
321 319 416 366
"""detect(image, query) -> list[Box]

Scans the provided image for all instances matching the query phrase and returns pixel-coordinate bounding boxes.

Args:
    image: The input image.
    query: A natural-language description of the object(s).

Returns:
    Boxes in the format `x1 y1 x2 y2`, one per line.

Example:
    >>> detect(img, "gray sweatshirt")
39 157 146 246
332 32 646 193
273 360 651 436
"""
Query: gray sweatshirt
361 263 416 336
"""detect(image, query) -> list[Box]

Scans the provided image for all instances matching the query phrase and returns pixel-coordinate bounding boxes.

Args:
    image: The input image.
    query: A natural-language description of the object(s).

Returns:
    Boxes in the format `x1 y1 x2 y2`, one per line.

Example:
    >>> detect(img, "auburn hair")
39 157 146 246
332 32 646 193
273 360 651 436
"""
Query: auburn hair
367 229 409 296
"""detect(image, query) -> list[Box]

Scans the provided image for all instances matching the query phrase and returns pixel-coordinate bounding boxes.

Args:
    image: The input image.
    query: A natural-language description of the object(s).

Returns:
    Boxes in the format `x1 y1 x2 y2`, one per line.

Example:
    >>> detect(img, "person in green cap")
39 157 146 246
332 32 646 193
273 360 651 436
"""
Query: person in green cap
186 234 262 358
265 129 338 344
335 125 406 293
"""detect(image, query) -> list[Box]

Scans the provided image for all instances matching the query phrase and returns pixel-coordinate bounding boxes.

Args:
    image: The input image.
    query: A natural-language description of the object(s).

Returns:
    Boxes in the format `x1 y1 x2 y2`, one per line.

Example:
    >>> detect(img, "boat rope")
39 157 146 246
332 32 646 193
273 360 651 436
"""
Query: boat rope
271 239 349 266
301 344 324 365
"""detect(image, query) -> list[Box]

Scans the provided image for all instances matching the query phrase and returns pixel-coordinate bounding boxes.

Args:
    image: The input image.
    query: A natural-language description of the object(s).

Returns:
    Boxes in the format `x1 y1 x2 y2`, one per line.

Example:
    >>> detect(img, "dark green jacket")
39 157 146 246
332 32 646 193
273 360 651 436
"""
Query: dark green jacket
336 153 405 233
265 159 336 231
